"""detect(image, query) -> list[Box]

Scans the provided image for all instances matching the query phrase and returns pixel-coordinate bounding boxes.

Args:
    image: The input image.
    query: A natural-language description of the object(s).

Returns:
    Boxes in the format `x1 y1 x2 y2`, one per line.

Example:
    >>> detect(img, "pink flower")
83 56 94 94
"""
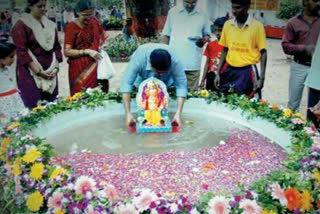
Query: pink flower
291 118 306 125
207 196 230 214
270 183 287 206
14 176 22 195
239 199 262 214
74 176 97 196
132 189 159 212
304 127 316 136
105 184 119 202
48 191 63 209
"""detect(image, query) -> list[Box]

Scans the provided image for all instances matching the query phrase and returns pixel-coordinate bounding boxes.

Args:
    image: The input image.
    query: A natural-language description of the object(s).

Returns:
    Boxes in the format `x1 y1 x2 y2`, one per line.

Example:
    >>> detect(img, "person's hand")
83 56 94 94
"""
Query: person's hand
47 67 59 79
199 79 206 89
254 78 265 92
304 45 315 56
126 113 136 127
310 102 320 120
86 49 102 61
172 113 182 127
214 74 220 89
195 38 204 48
37 70 54 80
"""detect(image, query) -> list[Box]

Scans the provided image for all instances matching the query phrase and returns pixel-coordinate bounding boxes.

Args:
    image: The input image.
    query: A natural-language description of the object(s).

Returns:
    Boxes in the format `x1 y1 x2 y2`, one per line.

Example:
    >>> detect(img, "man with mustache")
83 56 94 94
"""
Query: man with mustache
282 0 320 112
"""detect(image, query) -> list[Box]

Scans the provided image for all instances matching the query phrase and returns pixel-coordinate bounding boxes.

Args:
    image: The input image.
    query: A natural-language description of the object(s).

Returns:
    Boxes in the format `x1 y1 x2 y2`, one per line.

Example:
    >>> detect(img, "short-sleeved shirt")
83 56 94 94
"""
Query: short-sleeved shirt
162 6 211 71
120 43 188 98
305 33 320 90
219 15 267 67
203 40 224 73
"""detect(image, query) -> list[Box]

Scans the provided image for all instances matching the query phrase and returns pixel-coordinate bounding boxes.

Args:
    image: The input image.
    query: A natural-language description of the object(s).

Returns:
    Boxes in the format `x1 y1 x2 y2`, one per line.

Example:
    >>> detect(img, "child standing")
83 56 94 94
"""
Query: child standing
200 17 228 91
0 40 25 123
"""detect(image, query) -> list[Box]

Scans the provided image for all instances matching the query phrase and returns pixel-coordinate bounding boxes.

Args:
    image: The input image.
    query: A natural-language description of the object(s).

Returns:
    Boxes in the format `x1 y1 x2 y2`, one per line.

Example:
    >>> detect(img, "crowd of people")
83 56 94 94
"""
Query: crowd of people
0 0 320 129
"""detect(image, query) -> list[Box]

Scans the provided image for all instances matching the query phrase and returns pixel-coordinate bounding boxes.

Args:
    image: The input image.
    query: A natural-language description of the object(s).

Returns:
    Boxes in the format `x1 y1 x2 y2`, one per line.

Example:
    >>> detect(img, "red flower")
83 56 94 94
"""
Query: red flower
284 188 302 211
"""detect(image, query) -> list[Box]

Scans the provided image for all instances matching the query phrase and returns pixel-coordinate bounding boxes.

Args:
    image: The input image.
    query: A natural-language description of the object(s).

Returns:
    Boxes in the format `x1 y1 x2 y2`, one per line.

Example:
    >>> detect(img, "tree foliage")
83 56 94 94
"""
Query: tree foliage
276 0 302 20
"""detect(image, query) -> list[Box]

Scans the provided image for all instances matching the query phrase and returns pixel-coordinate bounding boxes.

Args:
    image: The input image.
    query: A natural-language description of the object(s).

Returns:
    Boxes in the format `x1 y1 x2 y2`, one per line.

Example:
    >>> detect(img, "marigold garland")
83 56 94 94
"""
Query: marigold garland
12 158 22 176
50 167 69 180
284 188 302 211
6 122 20 131
300 190 312 212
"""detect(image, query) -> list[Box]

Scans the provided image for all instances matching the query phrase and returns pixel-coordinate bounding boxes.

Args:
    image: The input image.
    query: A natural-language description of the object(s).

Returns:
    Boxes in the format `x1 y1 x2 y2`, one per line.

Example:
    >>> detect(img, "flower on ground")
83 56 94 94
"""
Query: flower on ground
6 122 21 131
190 208 200 214
54 209 66 214
283 108 293 117
26 191 44 212
239 199 262 214
291 118 306 125
65 92 83 102
32 105 45 112
300 190 312 212
294 113 306 121
74 175 97 195
270 183 287 206
115 203 138 214
284 188 302 211
30 162 45 180
22 149 42 164
272 105 279 111
260 99 268 105
314 171 320 184
12 158 22 176
132 189 158 212
262 209 277 214
48 191 63 210
207 196 230 214
105 184 119 203
50 167 69 181
0 137 11 160
200 90 210 98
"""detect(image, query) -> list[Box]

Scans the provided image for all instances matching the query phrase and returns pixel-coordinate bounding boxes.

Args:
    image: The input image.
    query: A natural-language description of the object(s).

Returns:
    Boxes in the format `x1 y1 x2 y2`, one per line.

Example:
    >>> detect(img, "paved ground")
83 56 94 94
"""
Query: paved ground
57 32 308 114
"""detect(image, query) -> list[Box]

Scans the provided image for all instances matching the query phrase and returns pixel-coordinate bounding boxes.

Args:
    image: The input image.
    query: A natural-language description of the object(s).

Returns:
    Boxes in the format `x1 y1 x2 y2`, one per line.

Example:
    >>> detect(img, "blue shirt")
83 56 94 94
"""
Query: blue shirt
120 43 188 98
162 6 211 70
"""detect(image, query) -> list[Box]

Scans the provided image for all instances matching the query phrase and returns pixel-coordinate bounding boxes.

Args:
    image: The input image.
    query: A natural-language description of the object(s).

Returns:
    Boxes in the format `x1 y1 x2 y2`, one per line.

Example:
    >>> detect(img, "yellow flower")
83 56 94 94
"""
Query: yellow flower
22 149 42 164
294 113 306 121
300 190 312 212
13 158 22 176
64 92 83 102
50 167 69 180
314 171 320 184
0 137 11 160
30 163 45 180
54 209 66 214
26 191 43 212
200 90 209 98
262 209 277 214
32 105 45 112
6 122 21 131
283 108 293 117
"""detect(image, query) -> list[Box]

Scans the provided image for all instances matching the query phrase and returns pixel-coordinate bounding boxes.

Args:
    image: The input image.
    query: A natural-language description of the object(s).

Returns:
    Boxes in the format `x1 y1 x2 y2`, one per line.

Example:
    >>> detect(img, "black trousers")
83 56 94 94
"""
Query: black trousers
307 87 320 128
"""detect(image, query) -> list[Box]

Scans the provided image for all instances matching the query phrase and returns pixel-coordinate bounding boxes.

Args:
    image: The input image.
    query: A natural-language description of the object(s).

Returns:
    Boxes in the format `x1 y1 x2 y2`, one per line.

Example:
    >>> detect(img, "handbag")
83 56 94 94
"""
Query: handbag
97 50 115 80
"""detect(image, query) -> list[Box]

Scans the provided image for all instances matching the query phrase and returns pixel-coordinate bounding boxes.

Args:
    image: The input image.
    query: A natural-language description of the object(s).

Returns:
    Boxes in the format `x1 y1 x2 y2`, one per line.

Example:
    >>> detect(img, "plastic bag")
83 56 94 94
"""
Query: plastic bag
97 50 115 80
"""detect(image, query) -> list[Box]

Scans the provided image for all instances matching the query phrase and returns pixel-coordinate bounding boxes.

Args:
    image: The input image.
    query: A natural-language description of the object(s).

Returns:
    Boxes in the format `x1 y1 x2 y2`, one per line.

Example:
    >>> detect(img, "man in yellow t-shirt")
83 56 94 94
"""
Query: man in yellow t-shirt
214 0 267 99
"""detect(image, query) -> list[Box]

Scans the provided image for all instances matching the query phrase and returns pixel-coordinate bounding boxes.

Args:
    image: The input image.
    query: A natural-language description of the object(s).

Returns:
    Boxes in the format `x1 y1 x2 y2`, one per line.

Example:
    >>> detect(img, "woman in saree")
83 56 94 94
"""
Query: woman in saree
64 0 109 95
11 0 63 108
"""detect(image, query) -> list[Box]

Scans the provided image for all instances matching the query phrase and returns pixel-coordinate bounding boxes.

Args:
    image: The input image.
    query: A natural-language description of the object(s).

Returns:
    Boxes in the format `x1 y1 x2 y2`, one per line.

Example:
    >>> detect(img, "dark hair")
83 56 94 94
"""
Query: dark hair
150 49 172 71
231 0 251 6
213 17 228 28
0 40 16 59
25 0 41 13
74 0 94 17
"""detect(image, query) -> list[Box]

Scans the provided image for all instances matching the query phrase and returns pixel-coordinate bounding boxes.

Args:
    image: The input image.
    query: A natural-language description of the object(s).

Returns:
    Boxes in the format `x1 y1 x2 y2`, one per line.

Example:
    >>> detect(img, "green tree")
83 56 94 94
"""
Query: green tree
276 0 302 20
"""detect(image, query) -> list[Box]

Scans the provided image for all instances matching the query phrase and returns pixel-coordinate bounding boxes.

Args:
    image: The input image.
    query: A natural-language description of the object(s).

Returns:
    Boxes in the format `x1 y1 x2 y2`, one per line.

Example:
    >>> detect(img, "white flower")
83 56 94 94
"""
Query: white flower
304 127 316 136
115 203 138 214
20 108 30 116
132 189 158 212
74 176 97 196
207 196 230 214
86 191 93 200
169 203 178 213
239 199 262 214
190 208 200 214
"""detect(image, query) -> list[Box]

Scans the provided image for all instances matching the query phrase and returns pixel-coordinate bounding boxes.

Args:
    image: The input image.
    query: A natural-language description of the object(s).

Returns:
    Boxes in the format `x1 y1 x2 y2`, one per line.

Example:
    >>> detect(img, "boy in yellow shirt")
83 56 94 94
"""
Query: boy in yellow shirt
214 0 267 98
